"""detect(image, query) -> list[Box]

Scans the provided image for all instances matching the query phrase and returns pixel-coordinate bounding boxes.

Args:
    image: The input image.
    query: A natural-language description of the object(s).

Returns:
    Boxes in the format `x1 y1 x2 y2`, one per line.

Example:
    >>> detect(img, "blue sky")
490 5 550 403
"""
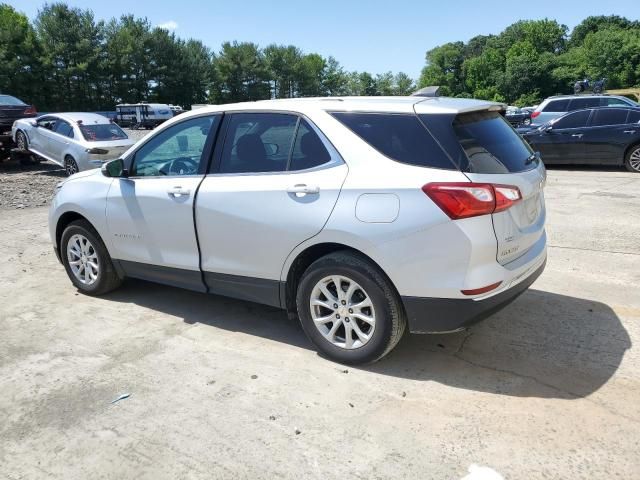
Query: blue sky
10 0 640 79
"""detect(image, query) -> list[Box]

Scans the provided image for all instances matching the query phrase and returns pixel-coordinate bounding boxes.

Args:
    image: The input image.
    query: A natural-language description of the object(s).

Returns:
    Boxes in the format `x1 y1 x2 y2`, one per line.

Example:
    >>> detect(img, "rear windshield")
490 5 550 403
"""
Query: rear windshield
80 123 128 141
0 95 27 106
452 111 535 174
330 112 455 170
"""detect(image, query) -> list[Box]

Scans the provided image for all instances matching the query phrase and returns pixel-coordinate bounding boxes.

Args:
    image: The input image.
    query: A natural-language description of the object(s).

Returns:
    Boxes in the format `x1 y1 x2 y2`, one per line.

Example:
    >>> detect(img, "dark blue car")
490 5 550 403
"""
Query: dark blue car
521 107 640 173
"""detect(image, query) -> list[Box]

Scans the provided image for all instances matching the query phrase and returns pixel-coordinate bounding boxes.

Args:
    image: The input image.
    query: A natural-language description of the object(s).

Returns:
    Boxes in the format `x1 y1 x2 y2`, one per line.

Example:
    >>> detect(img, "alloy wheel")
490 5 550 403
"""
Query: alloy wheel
67 234 100 285
65 158 78 176
309 275 376 349
16 132 26 151
629 148 640 172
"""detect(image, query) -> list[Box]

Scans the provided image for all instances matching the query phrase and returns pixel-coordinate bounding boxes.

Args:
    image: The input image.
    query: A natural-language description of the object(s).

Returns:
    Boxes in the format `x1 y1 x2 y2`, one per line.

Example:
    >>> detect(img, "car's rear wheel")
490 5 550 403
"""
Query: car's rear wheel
16 131 28 151
296 251 406 364
60 220 122 295
624 145 640 173
65 156 79 176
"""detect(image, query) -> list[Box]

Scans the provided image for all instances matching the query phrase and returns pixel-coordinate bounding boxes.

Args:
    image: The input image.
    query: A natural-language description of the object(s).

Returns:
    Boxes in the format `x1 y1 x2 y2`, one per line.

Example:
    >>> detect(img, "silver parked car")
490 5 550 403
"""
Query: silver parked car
530 94 638 126
12 112 135 175
49 97 547 364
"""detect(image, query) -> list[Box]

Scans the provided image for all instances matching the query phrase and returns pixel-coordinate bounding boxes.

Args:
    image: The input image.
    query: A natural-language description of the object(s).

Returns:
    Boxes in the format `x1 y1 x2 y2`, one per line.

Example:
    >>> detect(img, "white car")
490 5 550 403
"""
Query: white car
49 96 547 364
13 113 135 175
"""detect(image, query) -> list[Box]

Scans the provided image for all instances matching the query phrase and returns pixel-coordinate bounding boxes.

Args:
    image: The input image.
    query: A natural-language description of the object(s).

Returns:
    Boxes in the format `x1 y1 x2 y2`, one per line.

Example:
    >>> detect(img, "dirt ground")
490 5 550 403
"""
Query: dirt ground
1 166 639 479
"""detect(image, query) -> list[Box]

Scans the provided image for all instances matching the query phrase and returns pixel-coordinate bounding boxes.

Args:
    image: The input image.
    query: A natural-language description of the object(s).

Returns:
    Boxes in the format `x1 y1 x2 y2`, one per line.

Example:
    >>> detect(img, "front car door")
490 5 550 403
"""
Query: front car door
196 111 348 307
48 119 74 159
536 110 592 164
105 114 221 291
29 116 58 158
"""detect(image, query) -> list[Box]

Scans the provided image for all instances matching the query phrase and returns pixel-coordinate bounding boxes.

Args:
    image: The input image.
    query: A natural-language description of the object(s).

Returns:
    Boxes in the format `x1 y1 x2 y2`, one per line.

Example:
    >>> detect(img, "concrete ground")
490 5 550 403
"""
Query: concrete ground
1 168 639 479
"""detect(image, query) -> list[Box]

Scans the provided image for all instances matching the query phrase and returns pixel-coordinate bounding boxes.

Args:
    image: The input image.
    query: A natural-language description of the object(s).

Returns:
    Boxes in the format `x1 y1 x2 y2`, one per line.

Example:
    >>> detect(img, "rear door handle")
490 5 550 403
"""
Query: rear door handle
624 130 636 134
168 187 191 198
571 133 583 138
287 184 320 196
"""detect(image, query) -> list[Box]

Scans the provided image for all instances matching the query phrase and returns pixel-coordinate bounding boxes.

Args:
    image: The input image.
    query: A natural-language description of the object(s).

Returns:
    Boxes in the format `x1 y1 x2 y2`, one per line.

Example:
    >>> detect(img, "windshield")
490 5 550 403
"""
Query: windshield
0 95 27 106
80 123 128 141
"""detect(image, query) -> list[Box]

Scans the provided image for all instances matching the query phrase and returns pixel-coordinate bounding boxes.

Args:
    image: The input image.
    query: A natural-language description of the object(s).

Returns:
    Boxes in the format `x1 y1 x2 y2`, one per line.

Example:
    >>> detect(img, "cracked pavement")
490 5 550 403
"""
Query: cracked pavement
1 167 639 479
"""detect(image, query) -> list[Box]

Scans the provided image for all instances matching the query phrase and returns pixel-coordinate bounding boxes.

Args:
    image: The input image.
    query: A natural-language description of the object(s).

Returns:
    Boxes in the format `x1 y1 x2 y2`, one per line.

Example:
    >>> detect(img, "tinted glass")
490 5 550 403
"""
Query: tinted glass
0 95 26 106
627 110 640 123
80 124 128 141
54 121 73 137
605 98 628 106
132 115 217 177
289 119 331 171
452 111 534 174
553 110 591 129
37 117 56 130
543 99 570 112
331 112 454 169
569 98 601 110
591 109 629 127
219 113 297 173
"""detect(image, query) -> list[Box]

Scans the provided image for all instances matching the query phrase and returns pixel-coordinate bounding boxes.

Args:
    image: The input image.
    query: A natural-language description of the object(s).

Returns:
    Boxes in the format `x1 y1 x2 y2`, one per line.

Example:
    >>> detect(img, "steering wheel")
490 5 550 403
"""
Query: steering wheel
161 157 199 175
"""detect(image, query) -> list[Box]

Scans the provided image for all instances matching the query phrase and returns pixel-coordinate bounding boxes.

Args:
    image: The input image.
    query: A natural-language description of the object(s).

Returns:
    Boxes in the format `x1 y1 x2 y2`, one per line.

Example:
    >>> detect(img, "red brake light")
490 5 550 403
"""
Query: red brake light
24 106 37 115
530 111 540 119
461 281 502 296
422 183 522 220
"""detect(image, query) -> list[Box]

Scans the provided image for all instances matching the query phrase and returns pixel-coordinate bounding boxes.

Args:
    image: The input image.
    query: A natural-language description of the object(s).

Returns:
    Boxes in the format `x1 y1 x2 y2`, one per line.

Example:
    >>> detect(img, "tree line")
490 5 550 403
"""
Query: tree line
0 3 415 111
1 2 639 111
419 16 640 106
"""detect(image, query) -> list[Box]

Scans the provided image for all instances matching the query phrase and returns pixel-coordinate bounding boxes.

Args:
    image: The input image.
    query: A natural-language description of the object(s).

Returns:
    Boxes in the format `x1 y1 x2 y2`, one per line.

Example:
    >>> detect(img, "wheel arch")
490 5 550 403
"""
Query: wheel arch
282 242 399 317
56 211 92 251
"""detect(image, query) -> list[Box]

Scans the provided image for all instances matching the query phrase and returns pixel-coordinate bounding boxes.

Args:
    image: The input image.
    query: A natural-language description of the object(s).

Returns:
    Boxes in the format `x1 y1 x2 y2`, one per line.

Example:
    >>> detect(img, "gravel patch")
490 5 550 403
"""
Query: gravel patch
0 128 150 211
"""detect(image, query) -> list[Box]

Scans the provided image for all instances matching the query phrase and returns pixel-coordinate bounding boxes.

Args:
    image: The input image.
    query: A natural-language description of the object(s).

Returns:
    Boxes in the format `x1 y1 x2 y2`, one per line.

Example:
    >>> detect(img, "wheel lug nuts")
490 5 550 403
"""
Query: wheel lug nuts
349 309 353 313
345 317 350 322
341 300 346 305
335 314 340 319
334 304 338 308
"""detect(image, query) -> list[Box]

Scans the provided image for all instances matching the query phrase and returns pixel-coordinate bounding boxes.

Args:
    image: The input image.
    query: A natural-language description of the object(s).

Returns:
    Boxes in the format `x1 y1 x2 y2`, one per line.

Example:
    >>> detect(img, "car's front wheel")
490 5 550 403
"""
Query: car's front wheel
624 145 640 173
16 130 28 151
296 251 406 364
60 220 122 295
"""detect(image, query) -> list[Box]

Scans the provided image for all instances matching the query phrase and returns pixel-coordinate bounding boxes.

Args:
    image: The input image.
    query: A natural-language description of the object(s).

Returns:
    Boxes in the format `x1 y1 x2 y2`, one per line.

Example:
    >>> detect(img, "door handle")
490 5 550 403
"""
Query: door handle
571 133 583 138
624 130 636 134
168 187 191 198
287 184 320 196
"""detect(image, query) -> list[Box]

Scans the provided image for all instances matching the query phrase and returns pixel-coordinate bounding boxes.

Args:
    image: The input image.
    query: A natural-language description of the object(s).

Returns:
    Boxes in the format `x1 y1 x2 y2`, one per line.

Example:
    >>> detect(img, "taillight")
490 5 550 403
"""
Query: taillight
422 183 522 220
86 148 109 155
530 111 540 119
24 106 37 115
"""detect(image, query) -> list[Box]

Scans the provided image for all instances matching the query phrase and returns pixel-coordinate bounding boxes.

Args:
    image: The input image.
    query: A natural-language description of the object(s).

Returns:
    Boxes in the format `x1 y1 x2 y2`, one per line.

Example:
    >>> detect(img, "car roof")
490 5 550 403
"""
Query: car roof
178 96 505 117
545 94 628 101
46 112 112 124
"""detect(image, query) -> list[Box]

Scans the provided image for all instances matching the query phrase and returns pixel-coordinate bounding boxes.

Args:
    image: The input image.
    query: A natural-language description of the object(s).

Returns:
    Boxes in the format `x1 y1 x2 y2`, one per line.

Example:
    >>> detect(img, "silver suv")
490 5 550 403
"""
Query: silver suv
49 97 547 364
531 94 638 125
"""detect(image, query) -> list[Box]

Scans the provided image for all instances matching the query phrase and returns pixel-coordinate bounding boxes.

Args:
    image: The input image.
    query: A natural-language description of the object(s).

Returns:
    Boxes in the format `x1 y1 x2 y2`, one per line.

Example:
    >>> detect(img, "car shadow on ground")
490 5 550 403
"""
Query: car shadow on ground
107 280 630 400
544 164 627 173
0 159 65 176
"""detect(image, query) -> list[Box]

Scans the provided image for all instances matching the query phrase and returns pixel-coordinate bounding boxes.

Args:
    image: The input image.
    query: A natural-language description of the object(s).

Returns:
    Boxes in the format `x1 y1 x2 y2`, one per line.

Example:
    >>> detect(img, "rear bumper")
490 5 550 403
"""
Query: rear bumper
402 259 546 333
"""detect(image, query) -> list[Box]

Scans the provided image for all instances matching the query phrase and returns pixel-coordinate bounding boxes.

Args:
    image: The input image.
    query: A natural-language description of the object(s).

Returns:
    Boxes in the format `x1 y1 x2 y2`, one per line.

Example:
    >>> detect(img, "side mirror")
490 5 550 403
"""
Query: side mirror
543 125 553 133
30 120 38 127
102 158 128 178
264 142 279 156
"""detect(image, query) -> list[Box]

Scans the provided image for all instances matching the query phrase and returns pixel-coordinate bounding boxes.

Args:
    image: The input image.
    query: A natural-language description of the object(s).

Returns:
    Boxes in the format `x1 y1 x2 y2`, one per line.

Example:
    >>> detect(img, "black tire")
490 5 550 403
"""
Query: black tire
296 251 406 364
64 156 79 176
624 144 640 173
60 219 123 295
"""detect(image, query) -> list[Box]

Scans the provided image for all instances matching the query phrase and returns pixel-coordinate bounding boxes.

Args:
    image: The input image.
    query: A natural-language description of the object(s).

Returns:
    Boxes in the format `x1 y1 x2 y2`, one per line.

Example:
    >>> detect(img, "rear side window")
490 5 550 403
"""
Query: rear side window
569 98 601 110
543 99 570 112
591 109 629 127
553 110 591 129
605 98 628 106
627 110 640 123
452 111 534 174
330 112 454 169
54 120 73 138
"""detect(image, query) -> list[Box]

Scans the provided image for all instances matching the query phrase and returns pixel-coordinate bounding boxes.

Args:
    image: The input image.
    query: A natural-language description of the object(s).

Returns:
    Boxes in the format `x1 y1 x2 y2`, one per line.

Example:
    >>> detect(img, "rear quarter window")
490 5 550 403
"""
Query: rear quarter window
330 112 455 169
543 99 570 112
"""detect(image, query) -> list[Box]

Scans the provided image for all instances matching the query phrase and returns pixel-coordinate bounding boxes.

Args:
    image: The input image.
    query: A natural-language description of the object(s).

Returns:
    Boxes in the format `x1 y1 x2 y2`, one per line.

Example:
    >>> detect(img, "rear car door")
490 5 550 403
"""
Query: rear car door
196 112 347 306
583 108 634 164
446 110 546 266
105 114 221 291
